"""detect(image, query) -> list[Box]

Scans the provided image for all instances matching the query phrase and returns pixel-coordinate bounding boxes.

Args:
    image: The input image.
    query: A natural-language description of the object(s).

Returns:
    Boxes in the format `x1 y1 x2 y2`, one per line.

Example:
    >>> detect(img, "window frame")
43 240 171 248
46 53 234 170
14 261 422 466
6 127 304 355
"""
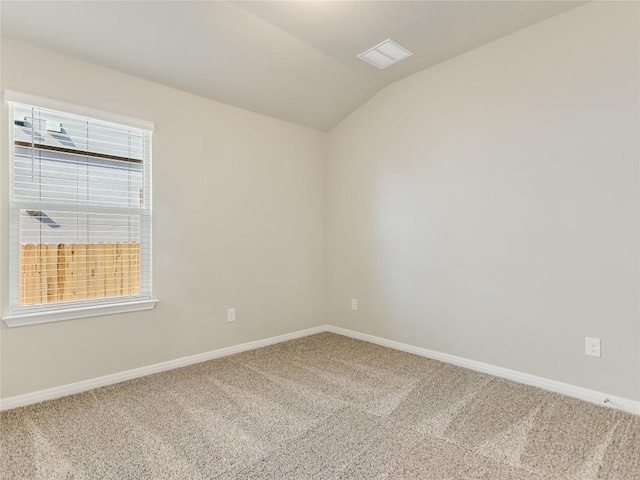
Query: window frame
2 91 158 327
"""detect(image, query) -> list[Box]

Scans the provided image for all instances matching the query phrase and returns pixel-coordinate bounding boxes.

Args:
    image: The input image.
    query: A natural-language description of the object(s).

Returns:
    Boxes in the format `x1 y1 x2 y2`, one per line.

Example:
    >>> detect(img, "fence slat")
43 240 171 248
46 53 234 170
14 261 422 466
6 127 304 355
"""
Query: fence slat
46 244 58 303
22 244 36 305
75 244 88 300
57 244 69 302
104 244 117 298
131 242 140 295
95 243 107 298
37 244 47 304
114 243 123 296
121 243 131 296
19 245 26 305
87 244 99 299
68 244 80 301
32 244 42 304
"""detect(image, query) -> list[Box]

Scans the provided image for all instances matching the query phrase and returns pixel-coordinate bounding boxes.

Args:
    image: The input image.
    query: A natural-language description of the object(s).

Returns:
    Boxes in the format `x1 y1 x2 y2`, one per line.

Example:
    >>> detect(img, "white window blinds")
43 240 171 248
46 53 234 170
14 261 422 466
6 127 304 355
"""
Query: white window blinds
8 97 153 316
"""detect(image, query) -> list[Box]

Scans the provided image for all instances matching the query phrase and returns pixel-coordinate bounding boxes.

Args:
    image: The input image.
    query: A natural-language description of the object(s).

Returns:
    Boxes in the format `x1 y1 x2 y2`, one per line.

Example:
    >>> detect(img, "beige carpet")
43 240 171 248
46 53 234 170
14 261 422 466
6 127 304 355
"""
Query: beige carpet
1 332 638 479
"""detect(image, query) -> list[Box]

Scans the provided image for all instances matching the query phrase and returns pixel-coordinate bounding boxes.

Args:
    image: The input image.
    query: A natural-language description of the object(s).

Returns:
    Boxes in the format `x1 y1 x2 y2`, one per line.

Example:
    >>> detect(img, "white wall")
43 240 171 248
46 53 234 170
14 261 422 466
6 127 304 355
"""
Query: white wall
326 2 640 401
0 39 326 399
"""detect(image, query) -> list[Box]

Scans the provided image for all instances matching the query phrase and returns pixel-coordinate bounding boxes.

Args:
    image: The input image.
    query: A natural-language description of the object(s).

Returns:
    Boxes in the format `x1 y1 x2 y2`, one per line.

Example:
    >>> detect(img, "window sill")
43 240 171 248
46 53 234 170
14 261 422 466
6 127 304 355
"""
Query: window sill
3 299 159 327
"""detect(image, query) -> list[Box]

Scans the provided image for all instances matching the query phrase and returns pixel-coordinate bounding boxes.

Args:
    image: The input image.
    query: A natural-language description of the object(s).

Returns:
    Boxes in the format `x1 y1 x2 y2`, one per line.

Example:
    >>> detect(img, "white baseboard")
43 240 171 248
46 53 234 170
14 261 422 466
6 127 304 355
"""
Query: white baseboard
0 325 326 411
325 325 640 416
2 323 638 416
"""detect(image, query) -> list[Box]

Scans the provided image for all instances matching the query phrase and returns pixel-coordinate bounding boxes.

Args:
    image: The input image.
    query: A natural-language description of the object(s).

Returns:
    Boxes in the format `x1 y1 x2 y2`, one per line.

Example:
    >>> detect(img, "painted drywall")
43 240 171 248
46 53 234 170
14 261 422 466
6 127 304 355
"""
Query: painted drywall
0 38 326 399
326 2 640 401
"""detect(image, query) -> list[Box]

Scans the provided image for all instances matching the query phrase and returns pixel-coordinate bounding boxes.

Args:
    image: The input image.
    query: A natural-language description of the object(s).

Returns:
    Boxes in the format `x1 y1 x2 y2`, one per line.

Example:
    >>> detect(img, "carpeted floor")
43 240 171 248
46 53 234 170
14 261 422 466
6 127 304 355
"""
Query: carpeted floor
1 332 638 479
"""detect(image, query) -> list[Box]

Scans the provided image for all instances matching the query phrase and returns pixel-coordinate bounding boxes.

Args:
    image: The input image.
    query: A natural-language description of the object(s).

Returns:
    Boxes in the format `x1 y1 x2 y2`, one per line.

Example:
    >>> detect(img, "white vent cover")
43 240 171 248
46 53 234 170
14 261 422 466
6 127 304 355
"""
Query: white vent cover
357 39 413 70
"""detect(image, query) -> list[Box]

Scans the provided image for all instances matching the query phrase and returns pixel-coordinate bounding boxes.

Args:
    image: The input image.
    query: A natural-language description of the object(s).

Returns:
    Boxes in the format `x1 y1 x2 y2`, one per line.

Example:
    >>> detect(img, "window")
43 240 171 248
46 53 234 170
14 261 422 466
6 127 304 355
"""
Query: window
4 92 156 326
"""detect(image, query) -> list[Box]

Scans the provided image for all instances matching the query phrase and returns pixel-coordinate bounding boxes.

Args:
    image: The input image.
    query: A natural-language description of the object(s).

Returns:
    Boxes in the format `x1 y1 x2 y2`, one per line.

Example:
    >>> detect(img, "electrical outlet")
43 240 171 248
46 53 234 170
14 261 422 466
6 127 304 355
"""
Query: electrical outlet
351 299 358 311
585 337 600 357
227 308 236 322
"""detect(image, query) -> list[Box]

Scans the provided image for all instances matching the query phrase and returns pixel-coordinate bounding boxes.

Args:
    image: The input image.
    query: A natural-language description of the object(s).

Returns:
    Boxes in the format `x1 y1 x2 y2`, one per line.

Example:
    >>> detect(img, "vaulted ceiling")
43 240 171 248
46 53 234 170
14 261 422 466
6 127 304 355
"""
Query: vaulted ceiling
1 1 585 131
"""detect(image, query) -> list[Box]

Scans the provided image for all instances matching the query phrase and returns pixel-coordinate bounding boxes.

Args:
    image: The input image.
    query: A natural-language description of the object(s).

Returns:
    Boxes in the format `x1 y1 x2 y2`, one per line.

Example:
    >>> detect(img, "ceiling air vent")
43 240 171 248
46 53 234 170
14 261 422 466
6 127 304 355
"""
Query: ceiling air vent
357 39 413 70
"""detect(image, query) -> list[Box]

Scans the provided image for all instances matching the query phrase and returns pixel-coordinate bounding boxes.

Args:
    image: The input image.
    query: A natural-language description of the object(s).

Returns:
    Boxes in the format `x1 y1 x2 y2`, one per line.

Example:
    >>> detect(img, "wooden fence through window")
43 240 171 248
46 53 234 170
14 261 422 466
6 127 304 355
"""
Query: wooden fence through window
19 242 140 305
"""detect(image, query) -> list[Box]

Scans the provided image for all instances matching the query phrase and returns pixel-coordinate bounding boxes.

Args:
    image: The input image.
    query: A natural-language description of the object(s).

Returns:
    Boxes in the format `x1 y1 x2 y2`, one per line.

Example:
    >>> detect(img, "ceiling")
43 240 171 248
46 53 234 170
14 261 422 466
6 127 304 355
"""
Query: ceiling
1 1 585 131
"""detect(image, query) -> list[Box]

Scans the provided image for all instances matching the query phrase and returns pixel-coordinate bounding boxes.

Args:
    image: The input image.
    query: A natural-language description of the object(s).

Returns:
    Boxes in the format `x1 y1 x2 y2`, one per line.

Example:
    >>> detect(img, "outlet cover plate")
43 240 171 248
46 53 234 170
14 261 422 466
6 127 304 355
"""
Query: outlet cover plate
585 337 601 357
